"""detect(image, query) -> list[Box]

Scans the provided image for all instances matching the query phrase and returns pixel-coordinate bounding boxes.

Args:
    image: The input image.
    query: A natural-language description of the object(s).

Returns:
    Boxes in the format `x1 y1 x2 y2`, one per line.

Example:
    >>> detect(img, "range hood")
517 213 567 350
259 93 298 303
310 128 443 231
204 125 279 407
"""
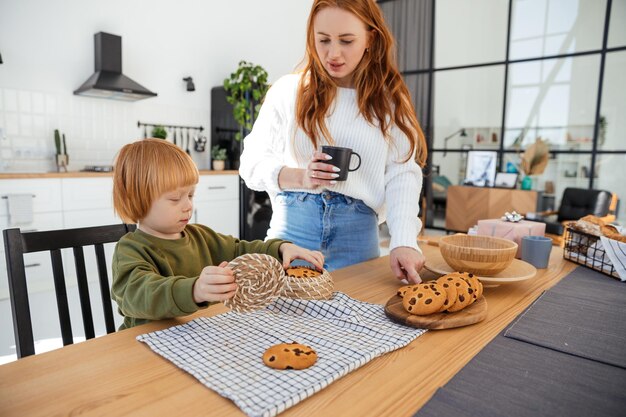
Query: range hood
74 32 157 102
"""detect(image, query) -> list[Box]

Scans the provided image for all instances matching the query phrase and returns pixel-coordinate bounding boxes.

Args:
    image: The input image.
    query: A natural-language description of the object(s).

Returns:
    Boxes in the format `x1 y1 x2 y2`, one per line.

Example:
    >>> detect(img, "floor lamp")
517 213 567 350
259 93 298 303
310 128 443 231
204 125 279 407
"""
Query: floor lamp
442 128 468 157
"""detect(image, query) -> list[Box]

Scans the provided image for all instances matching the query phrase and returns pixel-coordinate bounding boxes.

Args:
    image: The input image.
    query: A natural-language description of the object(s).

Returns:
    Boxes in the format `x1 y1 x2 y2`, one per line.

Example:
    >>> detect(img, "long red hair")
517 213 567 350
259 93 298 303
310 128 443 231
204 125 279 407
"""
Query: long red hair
296 0 427 166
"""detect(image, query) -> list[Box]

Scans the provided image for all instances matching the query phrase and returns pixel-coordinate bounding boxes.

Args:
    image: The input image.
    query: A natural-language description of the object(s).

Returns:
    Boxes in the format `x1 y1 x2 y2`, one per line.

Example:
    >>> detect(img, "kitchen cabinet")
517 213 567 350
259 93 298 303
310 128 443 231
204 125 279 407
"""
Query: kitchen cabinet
194 174 239 237
0 172 240 360
0 176 118 300
0 172 241 300
0 179 65 299
61 177 118 227
0 178 64 220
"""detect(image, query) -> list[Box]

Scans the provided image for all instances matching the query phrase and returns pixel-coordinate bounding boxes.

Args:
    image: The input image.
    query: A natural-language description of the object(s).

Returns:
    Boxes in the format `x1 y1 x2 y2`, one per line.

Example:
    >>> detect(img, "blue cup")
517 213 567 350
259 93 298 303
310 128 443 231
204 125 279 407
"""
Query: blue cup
521 236 552 269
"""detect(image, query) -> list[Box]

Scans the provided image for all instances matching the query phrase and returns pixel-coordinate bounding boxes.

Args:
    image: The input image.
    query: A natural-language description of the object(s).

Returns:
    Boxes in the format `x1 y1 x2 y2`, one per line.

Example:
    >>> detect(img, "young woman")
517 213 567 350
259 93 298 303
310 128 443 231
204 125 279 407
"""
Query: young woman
111 139 323 329
239 0 427 282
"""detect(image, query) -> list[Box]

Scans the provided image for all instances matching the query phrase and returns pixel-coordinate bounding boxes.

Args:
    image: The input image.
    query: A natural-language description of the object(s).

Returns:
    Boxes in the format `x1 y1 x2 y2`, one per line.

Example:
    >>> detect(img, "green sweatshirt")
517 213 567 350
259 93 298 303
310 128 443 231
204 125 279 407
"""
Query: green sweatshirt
111 224 285 329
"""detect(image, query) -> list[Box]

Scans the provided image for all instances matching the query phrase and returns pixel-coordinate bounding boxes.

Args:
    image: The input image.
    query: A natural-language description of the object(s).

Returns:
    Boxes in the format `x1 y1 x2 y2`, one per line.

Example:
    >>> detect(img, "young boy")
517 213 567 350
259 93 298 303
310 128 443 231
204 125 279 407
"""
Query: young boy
111 139 324 329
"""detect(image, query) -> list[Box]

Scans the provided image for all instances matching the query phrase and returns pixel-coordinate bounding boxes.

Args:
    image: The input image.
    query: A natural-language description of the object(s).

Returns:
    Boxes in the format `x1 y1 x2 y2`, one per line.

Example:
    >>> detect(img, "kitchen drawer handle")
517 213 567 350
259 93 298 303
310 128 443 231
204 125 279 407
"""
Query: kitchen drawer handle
25 263 41 268
207 186 227 190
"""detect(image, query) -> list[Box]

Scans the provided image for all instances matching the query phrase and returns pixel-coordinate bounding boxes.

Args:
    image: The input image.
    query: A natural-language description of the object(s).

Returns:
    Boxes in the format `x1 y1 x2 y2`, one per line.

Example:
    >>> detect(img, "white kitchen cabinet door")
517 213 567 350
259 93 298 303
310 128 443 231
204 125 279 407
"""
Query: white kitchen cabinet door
0 178 63 218
195 175 239 202
0 212 65 300
194 200 239 238
61 177 120 228
61 177 114 211
62 208 120 229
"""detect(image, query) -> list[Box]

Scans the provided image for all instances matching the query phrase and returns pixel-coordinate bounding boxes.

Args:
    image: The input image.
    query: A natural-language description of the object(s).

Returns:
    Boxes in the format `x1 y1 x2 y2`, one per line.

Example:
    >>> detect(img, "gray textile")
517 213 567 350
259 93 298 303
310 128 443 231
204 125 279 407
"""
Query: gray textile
505 267 626 369
414 335 626 417
414 266 626 417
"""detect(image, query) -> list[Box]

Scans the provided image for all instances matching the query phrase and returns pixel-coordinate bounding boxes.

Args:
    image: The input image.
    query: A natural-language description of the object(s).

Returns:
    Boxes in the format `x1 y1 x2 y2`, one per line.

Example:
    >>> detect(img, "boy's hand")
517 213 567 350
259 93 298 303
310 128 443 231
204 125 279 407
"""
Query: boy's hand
279 243 324 270
192 261 237 304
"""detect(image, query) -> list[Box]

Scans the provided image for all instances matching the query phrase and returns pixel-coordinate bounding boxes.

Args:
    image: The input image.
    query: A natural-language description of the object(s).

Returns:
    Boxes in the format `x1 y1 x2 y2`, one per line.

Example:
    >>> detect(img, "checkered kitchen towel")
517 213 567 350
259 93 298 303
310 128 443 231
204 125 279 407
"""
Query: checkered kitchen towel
137 292 425 417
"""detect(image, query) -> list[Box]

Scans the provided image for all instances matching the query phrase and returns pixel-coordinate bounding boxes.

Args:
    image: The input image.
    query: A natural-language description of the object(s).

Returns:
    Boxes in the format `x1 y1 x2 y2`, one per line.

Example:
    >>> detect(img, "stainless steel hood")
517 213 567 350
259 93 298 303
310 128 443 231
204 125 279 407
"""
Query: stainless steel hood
74 32 157 102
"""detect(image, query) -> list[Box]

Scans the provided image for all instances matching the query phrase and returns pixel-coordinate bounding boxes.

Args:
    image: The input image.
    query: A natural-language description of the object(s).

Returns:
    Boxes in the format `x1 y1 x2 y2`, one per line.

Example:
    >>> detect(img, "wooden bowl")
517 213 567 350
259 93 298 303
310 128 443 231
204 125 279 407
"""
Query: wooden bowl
439 234 518 276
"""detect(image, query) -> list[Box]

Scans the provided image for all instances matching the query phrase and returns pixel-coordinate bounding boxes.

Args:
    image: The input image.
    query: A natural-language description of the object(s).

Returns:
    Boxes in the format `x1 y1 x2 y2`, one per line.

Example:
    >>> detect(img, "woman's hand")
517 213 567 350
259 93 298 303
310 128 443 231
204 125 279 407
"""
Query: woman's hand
278 151 340 190
390 247 425 284
192 261 238 304
279 243 325 270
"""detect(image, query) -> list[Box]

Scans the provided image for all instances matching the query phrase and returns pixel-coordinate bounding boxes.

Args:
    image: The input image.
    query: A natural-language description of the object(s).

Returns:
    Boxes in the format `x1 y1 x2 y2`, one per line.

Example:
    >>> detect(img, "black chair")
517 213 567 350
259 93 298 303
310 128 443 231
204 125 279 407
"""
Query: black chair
531 187 615 237
3 223 135 358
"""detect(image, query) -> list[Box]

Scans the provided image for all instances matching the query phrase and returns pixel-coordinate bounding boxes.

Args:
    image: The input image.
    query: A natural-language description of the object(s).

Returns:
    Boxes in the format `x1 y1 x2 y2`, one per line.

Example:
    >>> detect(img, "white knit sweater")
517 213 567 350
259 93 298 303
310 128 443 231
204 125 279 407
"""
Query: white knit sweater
239 73 423 252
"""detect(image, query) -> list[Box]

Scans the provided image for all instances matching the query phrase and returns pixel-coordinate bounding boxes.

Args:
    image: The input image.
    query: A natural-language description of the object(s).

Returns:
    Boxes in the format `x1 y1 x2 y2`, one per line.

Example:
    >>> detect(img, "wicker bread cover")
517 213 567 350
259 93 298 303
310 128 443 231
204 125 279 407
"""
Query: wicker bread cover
281 268 334 300
224 253 286 313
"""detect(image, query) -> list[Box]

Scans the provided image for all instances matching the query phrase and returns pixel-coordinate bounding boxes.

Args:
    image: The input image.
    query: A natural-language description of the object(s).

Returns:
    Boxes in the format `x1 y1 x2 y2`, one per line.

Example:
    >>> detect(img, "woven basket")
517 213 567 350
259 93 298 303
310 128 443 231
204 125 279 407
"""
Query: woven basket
224 253 285 313
439 234 517 276
281 269 334 300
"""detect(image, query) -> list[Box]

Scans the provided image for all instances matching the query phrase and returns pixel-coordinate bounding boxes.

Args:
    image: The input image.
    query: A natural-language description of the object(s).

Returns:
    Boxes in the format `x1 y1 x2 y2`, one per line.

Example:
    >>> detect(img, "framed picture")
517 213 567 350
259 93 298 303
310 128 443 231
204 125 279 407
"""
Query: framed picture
463 151 497 187
494 172 519 189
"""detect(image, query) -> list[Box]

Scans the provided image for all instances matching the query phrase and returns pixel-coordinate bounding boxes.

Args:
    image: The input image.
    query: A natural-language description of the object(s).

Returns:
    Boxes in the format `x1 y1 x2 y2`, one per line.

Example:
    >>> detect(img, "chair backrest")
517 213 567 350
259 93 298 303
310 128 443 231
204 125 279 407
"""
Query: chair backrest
557 188 612 222
433 175 453 189
3 223 136 358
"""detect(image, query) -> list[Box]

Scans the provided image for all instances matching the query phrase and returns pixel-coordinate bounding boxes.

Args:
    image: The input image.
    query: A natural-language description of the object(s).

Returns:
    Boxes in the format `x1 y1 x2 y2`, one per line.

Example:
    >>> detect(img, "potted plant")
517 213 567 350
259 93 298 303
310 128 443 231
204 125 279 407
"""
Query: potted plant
223 60 269 142
211 145 228 171
54 129 68 172
151 125 167 139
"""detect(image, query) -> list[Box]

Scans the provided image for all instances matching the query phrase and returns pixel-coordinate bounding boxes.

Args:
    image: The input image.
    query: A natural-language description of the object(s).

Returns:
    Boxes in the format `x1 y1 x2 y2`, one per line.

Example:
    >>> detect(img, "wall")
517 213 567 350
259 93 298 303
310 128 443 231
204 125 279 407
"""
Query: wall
0 0 313 172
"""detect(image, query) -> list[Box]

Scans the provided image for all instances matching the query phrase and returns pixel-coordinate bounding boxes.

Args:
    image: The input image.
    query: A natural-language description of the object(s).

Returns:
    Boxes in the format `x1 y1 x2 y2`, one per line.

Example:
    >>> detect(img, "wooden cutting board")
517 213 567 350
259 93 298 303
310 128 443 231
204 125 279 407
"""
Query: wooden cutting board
384 295 488 330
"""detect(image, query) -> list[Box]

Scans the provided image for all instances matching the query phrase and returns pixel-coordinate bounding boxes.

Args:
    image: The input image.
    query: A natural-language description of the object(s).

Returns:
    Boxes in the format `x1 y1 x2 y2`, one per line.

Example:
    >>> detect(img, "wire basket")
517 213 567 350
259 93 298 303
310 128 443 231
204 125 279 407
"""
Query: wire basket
563 226 620 279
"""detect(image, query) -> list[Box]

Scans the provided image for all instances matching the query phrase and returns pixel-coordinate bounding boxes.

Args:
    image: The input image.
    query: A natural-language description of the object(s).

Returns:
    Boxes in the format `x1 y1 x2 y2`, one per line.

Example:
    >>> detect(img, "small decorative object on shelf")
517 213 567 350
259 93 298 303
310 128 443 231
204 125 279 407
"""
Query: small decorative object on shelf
519 138 550 190
211 145 227 171
54 129 68 172
501 211 524 223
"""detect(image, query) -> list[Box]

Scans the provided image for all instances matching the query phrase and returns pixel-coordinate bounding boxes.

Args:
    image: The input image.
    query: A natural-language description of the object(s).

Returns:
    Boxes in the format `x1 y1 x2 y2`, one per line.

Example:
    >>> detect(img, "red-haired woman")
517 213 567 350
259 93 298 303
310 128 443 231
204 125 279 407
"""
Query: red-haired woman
240 0 427 282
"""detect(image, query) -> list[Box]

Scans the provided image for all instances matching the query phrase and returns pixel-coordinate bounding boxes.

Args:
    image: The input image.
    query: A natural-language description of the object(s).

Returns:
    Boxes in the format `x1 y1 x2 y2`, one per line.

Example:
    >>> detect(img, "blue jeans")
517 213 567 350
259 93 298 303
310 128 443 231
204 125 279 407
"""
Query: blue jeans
267 191 380 271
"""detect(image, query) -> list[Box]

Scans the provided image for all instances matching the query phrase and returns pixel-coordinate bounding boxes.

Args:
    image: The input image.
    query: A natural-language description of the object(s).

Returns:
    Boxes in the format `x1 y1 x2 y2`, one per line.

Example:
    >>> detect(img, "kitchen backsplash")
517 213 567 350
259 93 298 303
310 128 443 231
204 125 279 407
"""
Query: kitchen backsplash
0 88 211 172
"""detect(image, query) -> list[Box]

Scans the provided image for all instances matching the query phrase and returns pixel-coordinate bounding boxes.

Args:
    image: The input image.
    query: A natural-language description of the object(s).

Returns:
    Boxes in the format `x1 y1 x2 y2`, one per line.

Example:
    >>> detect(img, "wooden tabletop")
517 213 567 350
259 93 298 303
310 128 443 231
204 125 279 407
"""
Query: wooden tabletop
0 245 576 417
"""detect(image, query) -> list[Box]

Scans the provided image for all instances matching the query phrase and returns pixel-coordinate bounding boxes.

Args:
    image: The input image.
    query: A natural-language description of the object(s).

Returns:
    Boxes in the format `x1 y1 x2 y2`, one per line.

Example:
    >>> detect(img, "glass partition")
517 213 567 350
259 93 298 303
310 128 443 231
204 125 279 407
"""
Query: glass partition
595 153 626 220
504 55 600 151
403 73 431 136
509 0 606 60
382 0 626 230
429 151 466 228
608 0 626 48
598 51 626 151
503 153 591 196
434 65 505 151
434 0 508 68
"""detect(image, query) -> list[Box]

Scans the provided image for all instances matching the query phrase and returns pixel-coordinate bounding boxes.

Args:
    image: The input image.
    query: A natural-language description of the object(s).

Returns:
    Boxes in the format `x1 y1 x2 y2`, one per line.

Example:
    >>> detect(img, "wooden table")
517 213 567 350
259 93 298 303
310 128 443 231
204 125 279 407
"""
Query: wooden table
0 245 576 417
